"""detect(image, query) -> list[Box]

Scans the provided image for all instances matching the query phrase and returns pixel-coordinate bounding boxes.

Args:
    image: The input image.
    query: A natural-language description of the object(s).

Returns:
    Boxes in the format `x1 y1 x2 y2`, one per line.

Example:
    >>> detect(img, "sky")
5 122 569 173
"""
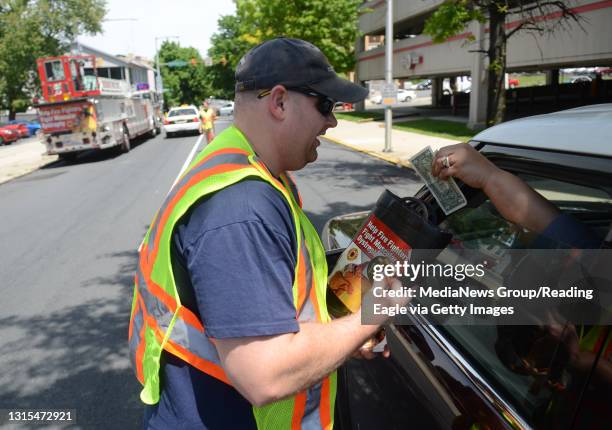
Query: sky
79 0 236 60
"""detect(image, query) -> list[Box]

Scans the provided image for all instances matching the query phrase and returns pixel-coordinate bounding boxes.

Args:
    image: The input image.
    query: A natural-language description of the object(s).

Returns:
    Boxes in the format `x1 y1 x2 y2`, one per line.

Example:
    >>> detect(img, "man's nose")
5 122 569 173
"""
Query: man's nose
326 112 338 128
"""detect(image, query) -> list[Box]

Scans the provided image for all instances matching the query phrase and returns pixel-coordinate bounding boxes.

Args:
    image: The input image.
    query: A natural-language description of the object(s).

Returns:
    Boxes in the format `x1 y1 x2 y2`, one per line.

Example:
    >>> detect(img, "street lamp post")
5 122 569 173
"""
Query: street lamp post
383 0 394 153
154 35 179 109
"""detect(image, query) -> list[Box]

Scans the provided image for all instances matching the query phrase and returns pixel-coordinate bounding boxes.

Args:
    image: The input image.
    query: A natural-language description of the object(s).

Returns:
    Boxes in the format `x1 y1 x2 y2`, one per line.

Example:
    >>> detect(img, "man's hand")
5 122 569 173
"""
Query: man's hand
351 329 389 359
432 143 558 233
431 143 500 190
362 275 411 326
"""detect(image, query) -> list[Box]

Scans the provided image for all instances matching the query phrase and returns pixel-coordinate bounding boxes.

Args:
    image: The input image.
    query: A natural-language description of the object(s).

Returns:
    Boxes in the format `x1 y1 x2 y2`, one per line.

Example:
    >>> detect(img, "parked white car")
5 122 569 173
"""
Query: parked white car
219 101 234 116
164 105 200 138
397 89 417 102
369 93 383 104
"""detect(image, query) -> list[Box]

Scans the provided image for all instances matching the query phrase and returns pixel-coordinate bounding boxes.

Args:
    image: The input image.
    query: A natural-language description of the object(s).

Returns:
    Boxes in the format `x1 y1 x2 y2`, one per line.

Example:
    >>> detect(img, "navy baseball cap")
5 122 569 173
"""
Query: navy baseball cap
235 38 368 103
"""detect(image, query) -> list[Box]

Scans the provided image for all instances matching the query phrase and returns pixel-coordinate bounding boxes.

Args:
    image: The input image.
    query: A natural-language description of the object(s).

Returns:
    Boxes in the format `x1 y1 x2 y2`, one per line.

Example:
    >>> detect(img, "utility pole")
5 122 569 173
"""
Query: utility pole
383 0 394 152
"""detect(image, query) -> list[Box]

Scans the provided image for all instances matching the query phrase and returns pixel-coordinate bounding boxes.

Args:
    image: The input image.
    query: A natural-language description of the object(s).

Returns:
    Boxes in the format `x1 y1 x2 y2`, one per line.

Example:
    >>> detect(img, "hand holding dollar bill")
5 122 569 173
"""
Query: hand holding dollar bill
409 146 467 215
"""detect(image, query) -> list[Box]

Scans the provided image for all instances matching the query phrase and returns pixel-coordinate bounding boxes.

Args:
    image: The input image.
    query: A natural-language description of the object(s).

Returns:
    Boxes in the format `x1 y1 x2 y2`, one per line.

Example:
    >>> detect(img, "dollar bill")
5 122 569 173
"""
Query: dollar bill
409 146 467 215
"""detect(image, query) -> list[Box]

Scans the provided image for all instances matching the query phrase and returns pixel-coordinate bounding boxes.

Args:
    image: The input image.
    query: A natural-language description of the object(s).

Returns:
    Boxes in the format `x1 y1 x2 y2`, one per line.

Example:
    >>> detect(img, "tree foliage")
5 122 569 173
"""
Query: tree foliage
158 41 209 108
0 0 106 119
208 0 363 98
424 0 580 126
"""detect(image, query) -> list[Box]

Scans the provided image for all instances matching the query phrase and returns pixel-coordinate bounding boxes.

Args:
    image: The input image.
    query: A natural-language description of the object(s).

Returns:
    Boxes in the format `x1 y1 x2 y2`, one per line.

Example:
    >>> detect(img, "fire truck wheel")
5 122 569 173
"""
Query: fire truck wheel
0 137 4 145
121 128 131 153
149 126 157 138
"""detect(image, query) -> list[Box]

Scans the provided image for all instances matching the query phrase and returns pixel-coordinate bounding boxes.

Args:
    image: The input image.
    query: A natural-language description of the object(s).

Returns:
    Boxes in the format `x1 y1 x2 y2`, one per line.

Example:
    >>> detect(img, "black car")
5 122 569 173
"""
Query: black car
324 104 612 430
416 79 432 90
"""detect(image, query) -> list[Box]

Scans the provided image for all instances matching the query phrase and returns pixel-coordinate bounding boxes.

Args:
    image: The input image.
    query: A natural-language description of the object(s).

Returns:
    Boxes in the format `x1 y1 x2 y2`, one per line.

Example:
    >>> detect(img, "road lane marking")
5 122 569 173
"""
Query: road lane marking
172 134 204 189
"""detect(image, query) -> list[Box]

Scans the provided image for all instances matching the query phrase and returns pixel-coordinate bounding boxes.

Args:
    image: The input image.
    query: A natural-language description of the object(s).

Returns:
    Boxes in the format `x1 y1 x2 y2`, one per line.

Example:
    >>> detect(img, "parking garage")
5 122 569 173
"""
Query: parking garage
356 0 612 128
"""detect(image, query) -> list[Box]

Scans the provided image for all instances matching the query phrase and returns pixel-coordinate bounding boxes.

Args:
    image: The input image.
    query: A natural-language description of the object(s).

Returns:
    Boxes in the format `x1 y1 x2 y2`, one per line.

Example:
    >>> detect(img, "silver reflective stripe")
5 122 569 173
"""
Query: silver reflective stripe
138 260 222 365
298 298 317 322
137 267 174 331
147 152 251 254
129 301 144 373
168 317 223 366
138 273 222 365
301 381 323 430
282 173 301 207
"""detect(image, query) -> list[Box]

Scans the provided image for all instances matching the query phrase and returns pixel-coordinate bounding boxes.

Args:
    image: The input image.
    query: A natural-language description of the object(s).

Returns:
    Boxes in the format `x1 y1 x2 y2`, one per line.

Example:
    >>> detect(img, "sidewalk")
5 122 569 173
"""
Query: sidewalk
0 137 57 185
324 119 462 168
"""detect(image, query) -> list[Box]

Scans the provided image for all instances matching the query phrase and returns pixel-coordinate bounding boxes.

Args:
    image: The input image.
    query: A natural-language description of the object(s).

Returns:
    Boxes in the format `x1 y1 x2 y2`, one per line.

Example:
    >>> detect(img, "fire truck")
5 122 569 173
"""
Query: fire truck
35 54 162 160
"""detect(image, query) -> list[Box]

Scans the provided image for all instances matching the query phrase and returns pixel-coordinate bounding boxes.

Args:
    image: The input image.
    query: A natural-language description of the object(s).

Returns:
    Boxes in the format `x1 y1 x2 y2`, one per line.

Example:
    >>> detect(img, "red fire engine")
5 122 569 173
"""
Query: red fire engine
35 54 161 160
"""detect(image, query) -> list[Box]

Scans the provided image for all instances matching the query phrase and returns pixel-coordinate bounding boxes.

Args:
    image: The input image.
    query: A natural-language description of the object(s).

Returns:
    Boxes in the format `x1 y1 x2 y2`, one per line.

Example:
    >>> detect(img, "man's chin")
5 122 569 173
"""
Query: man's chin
307 149 318 164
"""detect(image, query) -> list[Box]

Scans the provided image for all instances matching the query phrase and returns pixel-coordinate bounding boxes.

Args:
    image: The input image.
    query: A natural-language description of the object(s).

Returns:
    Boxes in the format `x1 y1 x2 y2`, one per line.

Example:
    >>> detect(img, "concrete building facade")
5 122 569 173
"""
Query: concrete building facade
356 0 612 127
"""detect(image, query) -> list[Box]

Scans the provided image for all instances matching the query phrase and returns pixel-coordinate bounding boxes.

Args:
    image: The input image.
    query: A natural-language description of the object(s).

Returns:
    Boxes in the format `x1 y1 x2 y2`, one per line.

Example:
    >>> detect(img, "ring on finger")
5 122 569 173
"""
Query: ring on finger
443 155 451 169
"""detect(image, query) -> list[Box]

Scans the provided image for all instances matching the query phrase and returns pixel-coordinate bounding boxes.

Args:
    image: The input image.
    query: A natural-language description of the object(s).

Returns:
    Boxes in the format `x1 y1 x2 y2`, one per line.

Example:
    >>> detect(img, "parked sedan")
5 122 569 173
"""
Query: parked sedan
0 127 19 145
397 89 417 102
2 122 29 138
571 75 593 84
416 79 432 90
369 93 383 104
324 104 612 430
163 105 201 138
218 101 234 116
11 120 41 137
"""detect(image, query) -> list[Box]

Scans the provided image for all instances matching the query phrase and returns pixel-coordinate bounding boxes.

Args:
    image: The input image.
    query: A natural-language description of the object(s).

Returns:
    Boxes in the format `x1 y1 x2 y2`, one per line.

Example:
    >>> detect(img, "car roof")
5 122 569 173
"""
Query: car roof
169 105 197 111
472 104 612 158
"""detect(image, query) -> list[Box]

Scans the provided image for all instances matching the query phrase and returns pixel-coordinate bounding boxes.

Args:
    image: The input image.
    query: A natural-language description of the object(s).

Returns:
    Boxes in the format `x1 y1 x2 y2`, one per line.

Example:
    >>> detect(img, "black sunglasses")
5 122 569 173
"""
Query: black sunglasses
257 87 336 117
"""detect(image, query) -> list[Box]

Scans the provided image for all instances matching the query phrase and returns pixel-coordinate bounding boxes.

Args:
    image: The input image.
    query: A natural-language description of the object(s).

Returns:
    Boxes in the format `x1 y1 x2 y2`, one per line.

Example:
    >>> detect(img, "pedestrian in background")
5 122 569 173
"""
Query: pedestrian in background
199 100 216 144
130 37 404 430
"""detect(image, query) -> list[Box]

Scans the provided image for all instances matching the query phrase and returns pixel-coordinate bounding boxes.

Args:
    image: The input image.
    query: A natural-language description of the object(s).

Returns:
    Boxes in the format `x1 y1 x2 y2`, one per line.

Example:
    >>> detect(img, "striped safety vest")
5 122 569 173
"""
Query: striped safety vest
128 125 336 429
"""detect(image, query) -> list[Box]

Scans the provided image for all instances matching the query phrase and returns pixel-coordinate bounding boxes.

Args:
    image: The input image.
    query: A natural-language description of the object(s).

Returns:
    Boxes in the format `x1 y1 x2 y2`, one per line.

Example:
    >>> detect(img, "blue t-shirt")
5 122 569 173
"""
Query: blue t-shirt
143 179 299 430
538 213 602 249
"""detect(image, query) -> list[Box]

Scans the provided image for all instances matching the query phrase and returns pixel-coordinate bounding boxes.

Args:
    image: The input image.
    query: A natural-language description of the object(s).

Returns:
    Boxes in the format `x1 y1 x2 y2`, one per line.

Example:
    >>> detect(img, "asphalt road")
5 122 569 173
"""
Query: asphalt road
0 116 422 428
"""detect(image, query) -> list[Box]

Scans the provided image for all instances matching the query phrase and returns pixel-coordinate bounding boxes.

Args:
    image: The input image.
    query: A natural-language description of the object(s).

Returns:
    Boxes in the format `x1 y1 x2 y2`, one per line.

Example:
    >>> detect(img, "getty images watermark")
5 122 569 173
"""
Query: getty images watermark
357 248 612 326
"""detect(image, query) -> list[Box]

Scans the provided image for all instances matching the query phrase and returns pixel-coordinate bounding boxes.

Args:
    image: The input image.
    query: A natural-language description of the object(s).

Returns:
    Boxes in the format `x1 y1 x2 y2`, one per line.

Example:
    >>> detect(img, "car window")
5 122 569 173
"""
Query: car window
426 172 611 428
168 109 197 117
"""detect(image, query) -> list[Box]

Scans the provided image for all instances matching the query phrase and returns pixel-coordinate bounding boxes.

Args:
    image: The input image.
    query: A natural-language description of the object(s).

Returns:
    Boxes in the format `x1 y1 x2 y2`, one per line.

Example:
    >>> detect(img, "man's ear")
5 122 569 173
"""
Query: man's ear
267 85 288 120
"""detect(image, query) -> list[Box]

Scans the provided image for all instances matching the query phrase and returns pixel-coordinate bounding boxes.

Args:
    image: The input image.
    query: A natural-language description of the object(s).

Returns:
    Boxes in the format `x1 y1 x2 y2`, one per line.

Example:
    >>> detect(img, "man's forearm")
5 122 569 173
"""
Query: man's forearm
218 312 381 406
271 312 379 398
484 169 559 233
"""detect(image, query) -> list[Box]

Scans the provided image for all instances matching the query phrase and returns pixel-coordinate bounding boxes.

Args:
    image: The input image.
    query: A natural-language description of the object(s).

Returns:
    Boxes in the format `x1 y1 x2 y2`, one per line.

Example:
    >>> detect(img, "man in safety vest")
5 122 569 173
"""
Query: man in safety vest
199 100 216 144
130 38 404 429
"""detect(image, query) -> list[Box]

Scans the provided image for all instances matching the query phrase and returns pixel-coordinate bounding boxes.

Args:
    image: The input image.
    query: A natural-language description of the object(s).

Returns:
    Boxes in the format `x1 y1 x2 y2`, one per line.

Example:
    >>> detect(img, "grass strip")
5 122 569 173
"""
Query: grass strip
334 111 383 122
393 119 476 142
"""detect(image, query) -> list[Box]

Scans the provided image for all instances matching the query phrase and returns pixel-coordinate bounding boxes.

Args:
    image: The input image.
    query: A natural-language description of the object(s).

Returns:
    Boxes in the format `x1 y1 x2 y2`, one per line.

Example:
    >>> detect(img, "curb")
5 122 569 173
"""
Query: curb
0 155 58 185
322 135 413 170
0 136 58 185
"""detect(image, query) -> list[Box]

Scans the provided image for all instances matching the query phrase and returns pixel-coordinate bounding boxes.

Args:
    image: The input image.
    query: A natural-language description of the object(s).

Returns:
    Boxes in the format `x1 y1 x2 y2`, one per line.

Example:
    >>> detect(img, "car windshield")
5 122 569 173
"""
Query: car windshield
168 109 197 117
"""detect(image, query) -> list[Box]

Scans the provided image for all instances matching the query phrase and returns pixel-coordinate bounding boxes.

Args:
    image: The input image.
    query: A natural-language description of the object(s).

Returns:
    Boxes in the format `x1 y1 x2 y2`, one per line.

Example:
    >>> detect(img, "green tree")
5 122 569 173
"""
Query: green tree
208 0 363 98
158 41 209 108
0 0 106 119
424 1 580 126
206 14 249 99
